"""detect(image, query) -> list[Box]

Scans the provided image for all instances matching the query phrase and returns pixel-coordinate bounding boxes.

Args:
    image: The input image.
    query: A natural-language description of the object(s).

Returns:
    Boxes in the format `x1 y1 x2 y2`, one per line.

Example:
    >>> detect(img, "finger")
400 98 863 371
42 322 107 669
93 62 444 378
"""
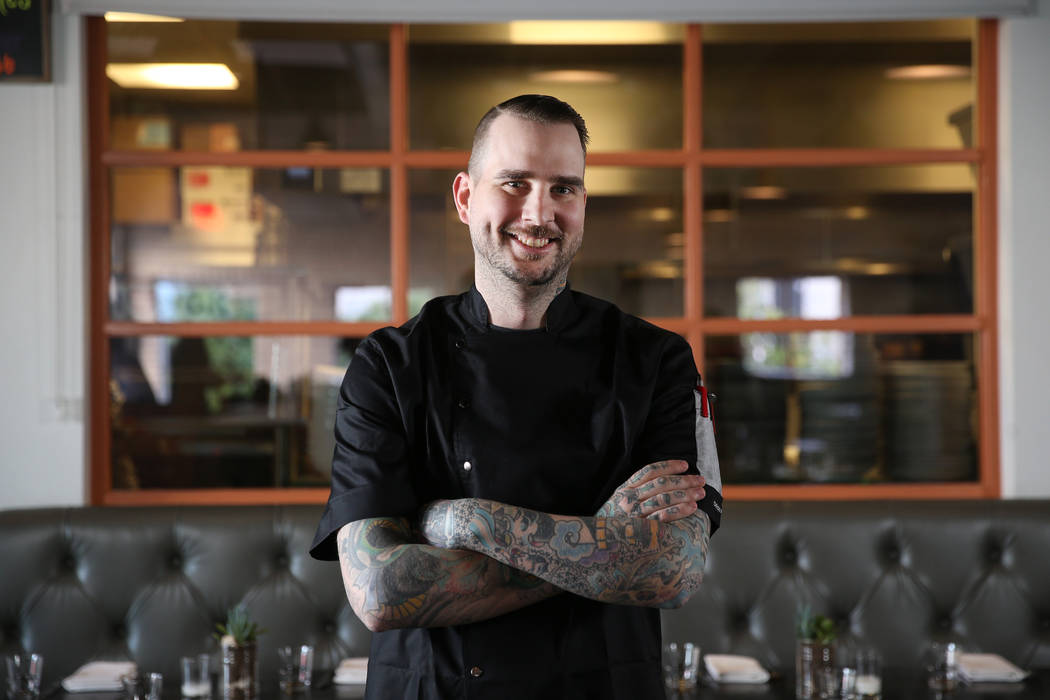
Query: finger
636 473 705 498
639 486 707 516
626 459 689 486
646 500 699 523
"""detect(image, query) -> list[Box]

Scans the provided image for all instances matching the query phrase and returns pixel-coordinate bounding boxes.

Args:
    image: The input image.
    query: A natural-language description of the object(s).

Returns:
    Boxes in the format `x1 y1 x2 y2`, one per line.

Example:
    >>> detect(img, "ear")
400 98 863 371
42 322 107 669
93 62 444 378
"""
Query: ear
452 171 472 226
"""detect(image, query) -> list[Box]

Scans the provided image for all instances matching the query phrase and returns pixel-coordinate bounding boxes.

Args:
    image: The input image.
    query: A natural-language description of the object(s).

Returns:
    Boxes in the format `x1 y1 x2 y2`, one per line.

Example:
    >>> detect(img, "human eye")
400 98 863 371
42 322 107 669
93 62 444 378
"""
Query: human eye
552 185 576 196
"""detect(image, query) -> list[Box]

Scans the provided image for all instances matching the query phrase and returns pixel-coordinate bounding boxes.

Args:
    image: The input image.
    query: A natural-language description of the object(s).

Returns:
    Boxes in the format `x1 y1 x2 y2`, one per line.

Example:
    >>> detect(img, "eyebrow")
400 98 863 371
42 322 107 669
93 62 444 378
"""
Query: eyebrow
494 169 584 188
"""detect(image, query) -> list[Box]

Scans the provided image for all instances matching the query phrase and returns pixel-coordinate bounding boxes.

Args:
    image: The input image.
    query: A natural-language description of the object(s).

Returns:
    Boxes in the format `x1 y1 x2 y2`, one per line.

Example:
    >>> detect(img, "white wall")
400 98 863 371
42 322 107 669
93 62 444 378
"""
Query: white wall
1 8 1048 508
0 12 86 508
999 3 1050 496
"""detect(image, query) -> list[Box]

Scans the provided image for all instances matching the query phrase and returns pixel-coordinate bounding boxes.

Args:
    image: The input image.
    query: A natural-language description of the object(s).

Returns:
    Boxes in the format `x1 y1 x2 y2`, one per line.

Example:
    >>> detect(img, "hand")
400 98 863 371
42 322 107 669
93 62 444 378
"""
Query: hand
419 499 462 549
596 460 706 523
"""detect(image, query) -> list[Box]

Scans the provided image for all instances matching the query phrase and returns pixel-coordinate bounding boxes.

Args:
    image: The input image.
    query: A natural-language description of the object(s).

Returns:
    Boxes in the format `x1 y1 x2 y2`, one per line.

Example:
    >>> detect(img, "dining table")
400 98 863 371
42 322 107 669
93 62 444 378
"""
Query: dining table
668 667 1050 699
42 667 1049 700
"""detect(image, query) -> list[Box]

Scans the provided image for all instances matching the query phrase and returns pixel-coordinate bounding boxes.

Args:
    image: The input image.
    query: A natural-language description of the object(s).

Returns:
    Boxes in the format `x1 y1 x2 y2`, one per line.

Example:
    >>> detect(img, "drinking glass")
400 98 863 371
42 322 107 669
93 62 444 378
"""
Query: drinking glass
854 648 882 700
277 645 314 694
662 642 701 692
4 653 43 700
925 641 960 692
181 654 211 698
121 672 163 700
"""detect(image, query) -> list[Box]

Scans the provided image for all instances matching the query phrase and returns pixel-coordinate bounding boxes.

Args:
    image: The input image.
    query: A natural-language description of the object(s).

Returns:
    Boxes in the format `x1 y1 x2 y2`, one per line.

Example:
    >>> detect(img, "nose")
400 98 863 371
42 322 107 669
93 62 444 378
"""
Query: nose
521 187 554 226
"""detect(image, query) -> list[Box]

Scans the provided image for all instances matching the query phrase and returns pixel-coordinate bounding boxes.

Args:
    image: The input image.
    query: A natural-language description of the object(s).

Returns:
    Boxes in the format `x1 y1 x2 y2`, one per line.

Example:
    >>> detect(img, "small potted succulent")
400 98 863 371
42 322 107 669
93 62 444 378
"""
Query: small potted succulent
795 605 837 699
215 605 264 700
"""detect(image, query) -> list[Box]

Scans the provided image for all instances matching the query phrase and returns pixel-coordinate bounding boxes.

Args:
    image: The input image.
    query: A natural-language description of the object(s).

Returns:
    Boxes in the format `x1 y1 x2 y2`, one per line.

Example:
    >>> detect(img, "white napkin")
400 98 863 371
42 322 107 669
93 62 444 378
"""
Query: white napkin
703 654 770 684
958 653 1028 683
62 661 137 692
333 658 368 685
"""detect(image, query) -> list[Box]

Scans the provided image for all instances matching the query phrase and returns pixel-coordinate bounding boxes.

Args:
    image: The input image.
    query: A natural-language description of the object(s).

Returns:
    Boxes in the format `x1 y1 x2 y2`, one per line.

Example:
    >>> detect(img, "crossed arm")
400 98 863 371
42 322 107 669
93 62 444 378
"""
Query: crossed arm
336 460 709 632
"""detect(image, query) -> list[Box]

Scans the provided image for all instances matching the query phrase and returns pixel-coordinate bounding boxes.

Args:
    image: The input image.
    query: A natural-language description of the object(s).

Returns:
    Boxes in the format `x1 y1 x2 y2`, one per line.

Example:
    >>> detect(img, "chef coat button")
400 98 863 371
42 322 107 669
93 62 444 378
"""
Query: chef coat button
457 398 470 409
462 460 472 472
469 666 483 678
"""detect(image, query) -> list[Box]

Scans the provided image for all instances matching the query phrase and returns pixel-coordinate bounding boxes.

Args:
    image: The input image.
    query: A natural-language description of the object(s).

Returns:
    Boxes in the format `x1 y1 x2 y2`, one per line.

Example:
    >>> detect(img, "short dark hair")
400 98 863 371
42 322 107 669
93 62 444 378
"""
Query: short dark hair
467 94 590 176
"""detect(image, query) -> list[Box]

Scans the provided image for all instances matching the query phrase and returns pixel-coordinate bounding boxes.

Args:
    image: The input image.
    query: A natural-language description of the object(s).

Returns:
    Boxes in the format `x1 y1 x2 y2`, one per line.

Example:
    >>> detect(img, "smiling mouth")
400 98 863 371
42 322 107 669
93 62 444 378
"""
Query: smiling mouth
503 228 559 249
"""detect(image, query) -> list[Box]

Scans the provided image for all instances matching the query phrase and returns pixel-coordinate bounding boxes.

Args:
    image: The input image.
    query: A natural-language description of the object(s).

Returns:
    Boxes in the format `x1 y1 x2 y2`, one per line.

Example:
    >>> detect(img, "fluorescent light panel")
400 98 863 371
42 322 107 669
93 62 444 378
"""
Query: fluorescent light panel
528 69 619 84
885 64 971 80
106 63 239 90
104 12 184 22
509 21 680 45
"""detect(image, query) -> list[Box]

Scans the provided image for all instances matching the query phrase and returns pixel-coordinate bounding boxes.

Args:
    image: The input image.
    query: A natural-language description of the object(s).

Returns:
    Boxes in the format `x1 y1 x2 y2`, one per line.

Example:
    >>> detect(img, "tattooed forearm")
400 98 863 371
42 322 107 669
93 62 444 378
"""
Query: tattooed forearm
336 518 560 632
420 501 710 608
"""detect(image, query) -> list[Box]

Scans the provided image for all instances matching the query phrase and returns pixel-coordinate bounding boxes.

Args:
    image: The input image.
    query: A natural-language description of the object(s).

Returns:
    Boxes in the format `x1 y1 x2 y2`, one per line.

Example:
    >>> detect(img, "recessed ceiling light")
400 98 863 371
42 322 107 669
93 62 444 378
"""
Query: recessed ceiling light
704 209 734 223
885 64 971 80
106 63 239 90
528 70 619 84
741 185 787 200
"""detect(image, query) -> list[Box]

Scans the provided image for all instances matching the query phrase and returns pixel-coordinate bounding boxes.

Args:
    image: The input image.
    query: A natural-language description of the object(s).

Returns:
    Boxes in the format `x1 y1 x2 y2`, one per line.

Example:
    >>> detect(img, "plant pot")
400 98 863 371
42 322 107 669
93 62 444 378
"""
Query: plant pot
795 639 834 699
222 642 258 700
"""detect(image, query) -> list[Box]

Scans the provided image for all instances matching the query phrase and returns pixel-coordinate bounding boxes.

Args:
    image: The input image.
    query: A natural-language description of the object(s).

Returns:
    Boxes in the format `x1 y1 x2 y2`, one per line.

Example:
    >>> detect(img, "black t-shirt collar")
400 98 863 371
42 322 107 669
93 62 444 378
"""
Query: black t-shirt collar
463 283 577 332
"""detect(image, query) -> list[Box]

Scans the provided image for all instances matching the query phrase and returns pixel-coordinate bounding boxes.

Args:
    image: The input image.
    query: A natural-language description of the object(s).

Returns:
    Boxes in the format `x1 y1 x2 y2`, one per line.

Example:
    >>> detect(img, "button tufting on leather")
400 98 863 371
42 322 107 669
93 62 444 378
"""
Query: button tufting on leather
455 339 465 350
277 554 289 568
987 545 1002 564
780 546 797 566
885 545 900 563
938 616 953 631
62 554 76 571
113 623 126 637
324 622 336 633
170 554 182 569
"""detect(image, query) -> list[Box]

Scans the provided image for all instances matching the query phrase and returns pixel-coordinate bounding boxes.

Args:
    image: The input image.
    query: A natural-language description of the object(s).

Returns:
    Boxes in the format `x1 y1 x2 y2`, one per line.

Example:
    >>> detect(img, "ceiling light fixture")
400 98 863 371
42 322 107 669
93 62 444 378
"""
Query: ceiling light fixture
740 185 787 200
528 69 619 84
106 63 239 90
104 12 184 22
885 64 971 80
509 21 679 45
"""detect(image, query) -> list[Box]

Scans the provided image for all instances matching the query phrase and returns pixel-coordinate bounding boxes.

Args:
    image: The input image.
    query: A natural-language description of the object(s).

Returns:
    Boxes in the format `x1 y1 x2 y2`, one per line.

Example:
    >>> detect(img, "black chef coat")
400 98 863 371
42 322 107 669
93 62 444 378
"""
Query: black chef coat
310 285 722 699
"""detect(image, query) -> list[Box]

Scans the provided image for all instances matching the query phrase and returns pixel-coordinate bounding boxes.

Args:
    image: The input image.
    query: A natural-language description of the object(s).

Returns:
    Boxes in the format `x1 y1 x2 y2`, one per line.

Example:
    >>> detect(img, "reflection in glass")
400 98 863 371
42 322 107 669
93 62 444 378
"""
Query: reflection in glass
107 20 390 150
110 335 357 489
703 20 976 148
408 167 684 318
110 167 391 322
408 24 683 151
706 332 977 485
704 165 975 318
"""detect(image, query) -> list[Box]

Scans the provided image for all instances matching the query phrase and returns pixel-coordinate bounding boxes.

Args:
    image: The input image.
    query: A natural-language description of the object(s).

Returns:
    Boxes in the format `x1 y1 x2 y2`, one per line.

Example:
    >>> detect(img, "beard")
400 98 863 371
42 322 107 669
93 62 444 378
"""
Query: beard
471 223 583 287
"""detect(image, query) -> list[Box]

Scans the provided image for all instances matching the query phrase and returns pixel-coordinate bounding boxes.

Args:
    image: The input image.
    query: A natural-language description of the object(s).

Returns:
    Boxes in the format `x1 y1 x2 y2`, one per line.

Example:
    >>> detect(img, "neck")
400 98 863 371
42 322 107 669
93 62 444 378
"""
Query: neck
474 270 566 330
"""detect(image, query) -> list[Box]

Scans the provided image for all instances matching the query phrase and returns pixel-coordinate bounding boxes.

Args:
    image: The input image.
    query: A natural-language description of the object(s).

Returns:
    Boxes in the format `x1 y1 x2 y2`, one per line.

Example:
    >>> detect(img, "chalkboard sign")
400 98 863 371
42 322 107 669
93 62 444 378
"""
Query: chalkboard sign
0 0 51 82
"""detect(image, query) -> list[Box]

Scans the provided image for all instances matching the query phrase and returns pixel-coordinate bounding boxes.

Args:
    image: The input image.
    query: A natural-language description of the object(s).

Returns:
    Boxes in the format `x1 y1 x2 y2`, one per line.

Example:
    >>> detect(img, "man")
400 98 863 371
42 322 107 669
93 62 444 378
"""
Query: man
310 94 722 699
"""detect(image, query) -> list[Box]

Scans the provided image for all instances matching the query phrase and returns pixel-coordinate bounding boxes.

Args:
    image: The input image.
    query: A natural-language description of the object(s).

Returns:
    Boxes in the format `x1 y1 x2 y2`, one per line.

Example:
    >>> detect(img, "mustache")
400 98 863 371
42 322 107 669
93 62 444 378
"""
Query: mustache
500 225 561 240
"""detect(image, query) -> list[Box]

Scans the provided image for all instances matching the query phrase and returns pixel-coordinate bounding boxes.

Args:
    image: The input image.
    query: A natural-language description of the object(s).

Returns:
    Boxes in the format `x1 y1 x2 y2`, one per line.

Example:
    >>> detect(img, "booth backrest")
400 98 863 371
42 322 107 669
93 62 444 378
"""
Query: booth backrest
2 501 1048 689
662 500 1050 671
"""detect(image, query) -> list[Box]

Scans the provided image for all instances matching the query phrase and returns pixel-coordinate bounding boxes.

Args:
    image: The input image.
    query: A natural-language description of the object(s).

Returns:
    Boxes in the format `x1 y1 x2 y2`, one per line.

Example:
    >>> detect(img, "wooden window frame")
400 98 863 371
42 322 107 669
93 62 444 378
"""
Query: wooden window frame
88 19 1000 505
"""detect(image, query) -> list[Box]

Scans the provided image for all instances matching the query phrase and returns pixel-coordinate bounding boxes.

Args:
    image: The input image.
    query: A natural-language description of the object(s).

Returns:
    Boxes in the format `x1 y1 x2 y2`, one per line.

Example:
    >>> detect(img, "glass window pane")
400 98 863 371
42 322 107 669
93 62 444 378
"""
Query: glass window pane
107 20 389 150
408 23 684 151
110 167 391 322
408 167 683 318
703 20 976 148
110 335 355 490
573 167 684 317
706 332 977 485
703 165 975 318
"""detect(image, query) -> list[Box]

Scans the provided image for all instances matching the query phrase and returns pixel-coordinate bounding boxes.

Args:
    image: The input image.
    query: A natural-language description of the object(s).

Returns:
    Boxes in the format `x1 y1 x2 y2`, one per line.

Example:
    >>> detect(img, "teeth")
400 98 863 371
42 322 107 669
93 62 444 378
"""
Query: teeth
515 234 550 248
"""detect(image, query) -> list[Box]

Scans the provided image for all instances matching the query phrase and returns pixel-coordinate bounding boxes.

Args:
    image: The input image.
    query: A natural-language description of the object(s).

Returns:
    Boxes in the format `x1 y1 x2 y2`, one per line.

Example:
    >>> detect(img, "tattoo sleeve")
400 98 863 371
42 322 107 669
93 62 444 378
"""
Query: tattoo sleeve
336 517 561 632
421 500 710 608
